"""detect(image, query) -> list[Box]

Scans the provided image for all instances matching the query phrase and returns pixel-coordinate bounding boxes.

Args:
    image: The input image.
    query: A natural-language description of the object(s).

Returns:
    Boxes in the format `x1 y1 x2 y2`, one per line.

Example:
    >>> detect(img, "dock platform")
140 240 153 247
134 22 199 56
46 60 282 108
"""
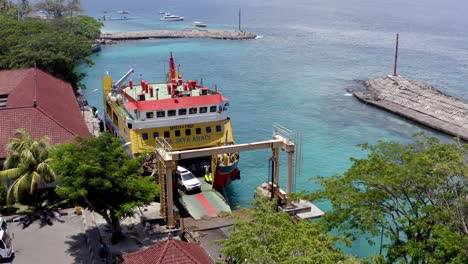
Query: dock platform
100 29 256 41
354 75 468 141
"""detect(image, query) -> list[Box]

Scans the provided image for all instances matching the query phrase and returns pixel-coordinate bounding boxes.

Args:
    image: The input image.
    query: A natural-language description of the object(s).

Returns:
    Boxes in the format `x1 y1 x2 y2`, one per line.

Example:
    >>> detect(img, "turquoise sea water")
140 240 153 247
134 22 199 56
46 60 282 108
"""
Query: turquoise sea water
79 0 468 258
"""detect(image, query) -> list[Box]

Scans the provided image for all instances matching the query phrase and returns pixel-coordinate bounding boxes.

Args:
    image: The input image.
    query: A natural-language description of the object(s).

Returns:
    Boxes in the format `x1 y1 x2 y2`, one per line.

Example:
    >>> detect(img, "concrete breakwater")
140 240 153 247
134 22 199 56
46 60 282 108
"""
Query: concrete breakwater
354 75 468 141
100 29 256 41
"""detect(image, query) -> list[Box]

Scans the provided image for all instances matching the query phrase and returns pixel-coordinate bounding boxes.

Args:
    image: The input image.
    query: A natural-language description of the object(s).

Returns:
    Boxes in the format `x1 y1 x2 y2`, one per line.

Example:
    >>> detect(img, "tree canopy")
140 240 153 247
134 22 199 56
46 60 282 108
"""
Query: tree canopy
35 0 83 18
309 134 468 263
50 133 159 242
0 129 56 205
218 196 358 264
0 0 102 90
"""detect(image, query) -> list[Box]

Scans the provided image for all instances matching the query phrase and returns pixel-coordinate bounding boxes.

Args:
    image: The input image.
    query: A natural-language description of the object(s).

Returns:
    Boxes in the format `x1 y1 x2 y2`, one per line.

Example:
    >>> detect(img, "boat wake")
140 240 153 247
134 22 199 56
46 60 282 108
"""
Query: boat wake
343 93 353 96
255 35 264 39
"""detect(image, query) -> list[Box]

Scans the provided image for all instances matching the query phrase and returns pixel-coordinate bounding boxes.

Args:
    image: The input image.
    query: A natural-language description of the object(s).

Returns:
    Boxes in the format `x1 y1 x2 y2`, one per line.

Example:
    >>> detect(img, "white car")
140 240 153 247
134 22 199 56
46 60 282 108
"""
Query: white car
0 230 14 262
177 166 201 193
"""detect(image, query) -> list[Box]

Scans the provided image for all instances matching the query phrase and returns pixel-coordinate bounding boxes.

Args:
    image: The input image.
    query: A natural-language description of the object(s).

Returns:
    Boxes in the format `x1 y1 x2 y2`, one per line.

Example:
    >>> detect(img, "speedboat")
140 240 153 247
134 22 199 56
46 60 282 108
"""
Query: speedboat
194 21 207 28
160 13 184 21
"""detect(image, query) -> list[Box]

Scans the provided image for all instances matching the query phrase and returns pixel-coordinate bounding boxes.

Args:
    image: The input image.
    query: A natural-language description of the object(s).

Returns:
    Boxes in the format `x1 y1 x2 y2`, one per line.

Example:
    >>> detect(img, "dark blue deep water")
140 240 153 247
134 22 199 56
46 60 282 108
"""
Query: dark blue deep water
79 0 468 258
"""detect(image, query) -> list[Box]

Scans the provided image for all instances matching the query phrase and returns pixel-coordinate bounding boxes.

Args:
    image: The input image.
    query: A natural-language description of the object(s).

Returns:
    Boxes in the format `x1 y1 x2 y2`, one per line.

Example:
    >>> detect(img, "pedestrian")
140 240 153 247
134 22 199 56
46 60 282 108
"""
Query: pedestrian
217 254 224 263
98 238 109 263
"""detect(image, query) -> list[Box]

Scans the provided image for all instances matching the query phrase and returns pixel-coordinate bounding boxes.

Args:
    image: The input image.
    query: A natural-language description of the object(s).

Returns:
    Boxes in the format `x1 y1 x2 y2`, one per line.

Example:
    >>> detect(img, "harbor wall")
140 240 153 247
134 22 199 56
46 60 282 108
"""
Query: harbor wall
100 29 256 41
354 75 468 141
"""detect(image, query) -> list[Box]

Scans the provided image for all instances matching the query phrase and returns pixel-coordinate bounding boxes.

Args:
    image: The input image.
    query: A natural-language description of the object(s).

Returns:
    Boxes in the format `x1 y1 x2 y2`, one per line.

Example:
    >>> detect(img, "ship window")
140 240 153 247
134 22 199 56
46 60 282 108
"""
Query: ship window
146 112 154 119
153 132 159 139
168 110 176 116
185 129 191 136
200 107 207 113
189 107 197 114
164 131 170 138
216 125 222 132
206 126 212 133
142 133 149 140
178 108 187 115
210 106 217 112
195 128 201 135
175 130 181 137
157 111 165 118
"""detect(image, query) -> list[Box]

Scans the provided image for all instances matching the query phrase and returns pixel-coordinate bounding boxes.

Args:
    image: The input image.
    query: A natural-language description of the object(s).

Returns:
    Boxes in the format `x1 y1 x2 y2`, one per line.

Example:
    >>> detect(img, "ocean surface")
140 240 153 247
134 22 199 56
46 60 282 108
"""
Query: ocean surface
78 0 468 258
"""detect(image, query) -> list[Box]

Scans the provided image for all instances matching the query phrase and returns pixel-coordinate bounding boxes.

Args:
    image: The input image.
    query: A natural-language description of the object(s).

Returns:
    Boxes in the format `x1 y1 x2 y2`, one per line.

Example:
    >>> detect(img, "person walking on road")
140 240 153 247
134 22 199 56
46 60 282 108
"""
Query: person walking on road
99 238 109 263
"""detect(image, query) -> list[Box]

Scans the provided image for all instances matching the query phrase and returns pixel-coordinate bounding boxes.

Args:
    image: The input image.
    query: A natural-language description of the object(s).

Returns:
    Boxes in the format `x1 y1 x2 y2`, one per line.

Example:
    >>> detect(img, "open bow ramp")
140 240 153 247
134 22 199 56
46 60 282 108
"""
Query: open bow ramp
179 180 231 220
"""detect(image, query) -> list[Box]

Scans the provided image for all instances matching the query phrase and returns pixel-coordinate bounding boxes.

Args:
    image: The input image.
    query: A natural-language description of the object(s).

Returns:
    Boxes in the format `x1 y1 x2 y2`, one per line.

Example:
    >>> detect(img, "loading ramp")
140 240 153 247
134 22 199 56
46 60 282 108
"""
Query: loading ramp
179 179 231 220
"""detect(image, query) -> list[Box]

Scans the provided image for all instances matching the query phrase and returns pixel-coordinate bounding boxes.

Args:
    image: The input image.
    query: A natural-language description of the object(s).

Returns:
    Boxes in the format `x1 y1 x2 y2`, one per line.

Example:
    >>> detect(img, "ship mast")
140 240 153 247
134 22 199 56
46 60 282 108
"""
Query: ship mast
169 52 176 80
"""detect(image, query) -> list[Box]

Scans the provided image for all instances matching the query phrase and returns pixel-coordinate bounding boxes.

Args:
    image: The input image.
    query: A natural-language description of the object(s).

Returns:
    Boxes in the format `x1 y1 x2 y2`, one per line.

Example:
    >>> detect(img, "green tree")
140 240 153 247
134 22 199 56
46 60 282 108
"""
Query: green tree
0 15 102 90
309 135 468 263
218 196 358 264
34 0 82 18
51 133 159 243
0 129 56 205
0 0 18 19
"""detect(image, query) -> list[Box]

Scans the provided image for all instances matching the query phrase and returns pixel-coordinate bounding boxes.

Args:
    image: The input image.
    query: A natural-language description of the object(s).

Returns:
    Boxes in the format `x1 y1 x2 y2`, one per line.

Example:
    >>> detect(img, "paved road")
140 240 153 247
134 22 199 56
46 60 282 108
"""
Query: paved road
8 209 89 264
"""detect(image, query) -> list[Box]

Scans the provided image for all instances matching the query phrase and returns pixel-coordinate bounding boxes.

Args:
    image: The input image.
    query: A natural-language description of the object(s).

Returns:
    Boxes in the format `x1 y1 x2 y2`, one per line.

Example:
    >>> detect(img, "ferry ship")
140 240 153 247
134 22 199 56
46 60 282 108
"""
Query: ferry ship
101 53 240 190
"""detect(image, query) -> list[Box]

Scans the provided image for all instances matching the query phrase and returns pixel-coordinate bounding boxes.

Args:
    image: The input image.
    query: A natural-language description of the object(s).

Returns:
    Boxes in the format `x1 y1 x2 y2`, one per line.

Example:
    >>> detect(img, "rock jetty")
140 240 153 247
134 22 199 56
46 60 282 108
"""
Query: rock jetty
354 75 468 141
100 29 256 41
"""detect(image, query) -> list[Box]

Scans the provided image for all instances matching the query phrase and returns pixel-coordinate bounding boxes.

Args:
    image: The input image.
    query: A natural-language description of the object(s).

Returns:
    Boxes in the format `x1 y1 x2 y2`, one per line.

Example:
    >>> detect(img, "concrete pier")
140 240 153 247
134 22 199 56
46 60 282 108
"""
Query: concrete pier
100 29 256 41
354 75 468 141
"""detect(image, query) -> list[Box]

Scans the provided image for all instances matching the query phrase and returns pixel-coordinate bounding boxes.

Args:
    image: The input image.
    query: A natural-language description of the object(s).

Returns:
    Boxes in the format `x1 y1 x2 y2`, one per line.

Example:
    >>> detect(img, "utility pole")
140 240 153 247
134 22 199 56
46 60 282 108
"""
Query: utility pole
238 8 241 32
393 33 399 76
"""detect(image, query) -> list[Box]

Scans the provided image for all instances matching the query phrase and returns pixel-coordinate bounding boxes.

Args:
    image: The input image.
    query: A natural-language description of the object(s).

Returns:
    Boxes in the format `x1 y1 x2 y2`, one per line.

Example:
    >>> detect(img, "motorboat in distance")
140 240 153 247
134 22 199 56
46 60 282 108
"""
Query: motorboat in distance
160 13 184 21
194 21 207 28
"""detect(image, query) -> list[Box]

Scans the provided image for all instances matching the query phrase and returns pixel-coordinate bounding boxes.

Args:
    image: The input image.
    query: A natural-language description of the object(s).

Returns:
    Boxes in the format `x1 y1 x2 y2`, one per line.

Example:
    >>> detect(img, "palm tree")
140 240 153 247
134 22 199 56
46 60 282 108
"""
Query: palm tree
0 129 56 205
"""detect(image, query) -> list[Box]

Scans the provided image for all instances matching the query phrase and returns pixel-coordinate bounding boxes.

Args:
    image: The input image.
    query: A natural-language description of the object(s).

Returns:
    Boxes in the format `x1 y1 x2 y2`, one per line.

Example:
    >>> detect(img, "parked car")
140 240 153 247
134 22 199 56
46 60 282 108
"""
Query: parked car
176 166 201 193
0 230 14 262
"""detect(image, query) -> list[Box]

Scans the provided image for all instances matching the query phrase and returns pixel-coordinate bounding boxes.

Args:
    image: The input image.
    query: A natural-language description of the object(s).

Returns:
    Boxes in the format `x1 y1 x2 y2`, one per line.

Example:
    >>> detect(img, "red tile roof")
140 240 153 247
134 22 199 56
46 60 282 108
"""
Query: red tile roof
0 68 90 159
123 239 213 264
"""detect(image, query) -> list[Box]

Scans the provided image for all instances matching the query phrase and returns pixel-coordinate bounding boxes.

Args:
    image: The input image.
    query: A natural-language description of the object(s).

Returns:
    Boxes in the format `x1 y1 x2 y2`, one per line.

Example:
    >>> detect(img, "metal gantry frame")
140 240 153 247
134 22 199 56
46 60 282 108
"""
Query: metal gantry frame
154 126 297 228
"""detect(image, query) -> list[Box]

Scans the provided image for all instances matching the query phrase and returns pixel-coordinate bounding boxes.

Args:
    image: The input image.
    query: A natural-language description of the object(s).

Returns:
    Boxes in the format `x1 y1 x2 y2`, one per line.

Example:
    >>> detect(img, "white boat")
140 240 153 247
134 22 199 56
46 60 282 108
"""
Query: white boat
117 10 129 14
160 13 184 21
193 21 207 28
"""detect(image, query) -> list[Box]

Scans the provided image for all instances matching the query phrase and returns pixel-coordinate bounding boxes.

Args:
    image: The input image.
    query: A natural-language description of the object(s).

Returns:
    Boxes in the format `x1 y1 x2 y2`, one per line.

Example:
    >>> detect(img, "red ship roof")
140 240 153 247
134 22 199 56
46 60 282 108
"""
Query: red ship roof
0 68 89 159
125 93 228 111
123 239 213 264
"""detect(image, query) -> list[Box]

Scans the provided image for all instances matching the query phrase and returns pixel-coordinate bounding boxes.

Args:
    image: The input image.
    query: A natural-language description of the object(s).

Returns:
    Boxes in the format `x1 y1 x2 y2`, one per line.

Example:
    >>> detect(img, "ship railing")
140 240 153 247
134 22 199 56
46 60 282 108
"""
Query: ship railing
273 124 294 143
155 137 173 160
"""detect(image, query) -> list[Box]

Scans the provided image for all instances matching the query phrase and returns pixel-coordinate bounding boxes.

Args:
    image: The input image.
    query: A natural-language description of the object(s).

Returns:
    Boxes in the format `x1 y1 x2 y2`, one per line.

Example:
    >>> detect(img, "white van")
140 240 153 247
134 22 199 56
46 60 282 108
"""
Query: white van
176 166 201 193
0 230 14 262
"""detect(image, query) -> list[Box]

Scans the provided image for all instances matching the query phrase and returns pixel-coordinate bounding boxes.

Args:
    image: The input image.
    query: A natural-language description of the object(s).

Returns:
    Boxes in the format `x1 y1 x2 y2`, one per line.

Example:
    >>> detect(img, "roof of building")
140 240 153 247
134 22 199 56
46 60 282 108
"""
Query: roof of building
0 68 89 159
124 93 228 111
123 239 213 264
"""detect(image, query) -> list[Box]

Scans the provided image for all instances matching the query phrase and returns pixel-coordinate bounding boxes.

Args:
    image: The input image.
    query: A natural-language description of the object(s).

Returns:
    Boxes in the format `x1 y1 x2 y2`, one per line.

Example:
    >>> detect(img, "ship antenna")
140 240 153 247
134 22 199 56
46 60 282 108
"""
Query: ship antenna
169 52 176 80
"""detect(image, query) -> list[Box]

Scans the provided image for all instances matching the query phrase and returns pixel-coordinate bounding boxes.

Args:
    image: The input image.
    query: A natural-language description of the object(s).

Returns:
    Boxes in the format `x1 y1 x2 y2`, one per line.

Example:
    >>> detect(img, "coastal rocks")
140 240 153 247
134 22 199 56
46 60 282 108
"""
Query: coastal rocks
354 75 468 141
99 29 257 41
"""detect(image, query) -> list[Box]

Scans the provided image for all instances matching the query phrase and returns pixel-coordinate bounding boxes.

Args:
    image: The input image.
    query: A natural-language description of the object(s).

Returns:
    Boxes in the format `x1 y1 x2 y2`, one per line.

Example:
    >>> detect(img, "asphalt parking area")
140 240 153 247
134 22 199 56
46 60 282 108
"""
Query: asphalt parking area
7 209 89 264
